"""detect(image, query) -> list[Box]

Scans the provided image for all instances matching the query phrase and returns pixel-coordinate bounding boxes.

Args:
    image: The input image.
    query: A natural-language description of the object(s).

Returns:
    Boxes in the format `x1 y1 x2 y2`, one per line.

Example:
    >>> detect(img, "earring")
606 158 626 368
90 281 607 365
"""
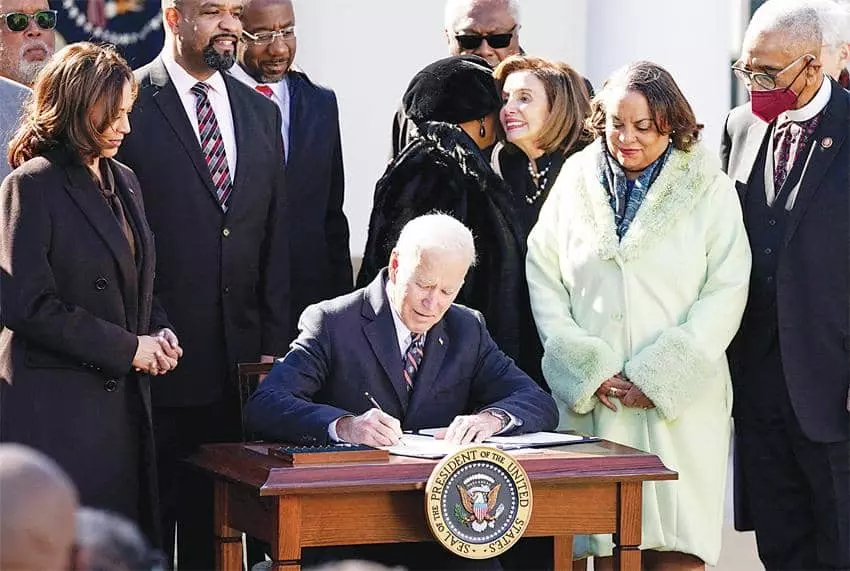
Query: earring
479 118 486 138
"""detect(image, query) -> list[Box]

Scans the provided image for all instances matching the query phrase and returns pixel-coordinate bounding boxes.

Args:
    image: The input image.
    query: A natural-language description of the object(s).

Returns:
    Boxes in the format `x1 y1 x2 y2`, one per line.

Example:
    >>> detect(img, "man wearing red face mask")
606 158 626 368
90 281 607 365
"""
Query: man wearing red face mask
720 1 850 570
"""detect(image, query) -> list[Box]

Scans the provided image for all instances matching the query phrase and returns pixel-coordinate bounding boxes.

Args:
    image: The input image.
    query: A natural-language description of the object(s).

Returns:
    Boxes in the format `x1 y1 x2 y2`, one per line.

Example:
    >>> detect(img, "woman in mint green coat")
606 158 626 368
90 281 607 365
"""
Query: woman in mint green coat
527 62 751 570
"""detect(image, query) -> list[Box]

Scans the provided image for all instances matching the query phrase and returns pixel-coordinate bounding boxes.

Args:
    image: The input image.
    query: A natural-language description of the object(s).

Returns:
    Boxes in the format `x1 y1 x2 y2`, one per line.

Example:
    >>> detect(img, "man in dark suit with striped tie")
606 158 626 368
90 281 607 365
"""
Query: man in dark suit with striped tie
229 0 353 340
116 1 291 568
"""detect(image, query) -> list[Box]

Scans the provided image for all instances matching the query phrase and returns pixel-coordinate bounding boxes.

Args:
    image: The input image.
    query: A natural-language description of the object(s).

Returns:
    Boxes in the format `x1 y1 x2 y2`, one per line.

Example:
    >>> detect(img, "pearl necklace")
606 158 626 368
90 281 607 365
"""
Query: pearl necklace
525 158 551 204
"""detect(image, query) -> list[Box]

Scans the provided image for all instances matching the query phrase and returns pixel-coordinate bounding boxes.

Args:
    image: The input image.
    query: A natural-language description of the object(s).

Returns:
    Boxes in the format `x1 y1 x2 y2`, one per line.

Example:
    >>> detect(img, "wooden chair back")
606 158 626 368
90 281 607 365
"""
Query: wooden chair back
236 361 274 441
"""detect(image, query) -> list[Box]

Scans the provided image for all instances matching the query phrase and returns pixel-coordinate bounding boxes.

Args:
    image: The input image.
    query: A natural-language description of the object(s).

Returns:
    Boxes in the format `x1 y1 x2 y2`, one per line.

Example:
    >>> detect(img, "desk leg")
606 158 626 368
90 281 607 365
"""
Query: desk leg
613 482 642 571
270 496 302 570
214 480 243 571
553 535 574 571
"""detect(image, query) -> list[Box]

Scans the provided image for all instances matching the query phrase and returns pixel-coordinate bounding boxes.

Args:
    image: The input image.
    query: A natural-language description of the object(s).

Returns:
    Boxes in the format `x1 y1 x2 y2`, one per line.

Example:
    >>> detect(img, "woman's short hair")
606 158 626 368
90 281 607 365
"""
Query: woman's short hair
493 55 593 155
8 42 135 169
587 61 703 152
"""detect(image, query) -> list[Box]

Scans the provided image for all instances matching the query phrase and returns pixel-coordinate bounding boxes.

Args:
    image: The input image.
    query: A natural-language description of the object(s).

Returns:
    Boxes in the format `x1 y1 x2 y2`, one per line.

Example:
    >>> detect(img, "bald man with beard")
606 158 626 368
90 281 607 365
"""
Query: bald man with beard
0 444 78 571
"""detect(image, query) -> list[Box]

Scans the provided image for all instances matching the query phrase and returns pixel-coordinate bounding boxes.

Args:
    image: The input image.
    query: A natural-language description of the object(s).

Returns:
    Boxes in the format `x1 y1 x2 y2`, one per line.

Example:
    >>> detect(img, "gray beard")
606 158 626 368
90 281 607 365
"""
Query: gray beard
17 58 45 85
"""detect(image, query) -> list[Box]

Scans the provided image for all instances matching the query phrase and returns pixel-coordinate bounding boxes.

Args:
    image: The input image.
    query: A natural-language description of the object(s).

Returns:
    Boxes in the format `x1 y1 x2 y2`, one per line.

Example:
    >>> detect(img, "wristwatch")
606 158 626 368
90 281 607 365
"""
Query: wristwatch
486 409 511 432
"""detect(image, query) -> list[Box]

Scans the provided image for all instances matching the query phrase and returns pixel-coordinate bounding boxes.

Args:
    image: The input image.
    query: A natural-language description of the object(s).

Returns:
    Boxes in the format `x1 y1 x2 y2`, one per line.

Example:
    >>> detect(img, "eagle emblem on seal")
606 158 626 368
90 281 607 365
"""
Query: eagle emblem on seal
457 483 504 532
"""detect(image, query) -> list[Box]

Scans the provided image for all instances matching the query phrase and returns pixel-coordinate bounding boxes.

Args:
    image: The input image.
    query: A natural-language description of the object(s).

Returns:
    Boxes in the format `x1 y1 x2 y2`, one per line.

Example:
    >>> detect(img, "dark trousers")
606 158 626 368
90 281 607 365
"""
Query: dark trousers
736 346 850 570
154 390 242 571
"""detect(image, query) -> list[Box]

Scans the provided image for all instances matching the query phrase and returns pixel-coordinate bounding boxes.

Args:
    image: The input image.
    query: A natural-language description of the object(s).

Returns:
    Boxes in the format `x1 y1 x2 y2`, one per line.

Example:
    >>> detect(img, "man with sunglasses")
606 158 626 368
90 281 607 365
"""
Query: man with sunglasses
721 1 850 569
0 0 55 86
390 0 521 158
230 0 353 342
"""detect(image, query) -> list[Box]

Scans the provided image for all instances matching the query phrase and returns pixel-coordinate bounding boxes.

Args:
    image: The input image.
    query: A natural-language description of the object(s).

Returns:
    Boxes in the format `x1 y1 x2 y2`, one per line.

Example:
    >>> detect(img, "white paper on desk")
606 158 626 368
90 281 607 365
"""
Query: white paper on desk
384 434 467 459
385 433 582 459
485 432 587 447
413 429 588 448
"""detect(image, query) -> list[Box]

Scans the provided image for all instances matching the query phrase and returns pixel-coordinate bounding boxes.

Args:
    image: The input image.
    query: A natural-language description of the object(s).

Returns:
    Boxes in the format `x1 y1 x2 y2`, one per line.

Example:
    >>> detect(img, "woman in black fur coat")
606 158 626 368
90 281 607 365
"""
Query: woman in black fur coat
357 55 537 385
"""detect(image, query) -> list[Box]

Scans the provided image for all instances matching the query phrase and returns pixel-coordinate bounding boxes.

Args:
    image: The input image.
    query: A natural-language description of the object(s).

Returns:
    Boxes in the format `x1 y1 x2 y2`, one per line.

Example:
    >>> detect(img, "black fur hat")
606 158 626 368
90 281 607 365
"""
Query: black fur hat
402 55 501 125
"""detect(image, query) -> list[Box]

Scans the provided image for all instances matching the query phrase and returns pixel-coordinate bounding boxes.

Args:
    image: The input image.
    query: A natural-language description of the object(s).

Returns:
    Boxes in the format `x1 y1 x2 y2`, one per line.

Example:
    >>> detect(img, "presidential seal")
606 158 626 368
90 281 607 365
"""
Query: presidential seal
424 446 532 559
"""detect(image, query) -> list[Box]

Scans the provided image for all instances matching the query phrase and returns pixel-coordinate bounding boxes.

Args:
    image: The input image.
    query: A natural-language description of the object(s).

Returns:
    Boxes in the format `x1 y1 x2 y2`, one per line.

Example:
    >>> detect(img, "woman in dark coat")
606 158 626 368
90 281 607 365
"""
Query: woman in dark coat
0 43 182 543
357 55 530 378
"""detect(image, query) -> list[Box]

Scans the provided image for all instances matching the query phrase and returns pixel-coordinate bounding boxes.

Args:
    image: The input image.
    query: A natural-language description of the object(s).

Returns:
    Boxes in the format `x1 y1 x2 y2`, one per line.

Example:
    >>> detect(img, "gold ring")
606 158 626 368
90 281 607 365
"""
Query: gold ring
608 387 618 397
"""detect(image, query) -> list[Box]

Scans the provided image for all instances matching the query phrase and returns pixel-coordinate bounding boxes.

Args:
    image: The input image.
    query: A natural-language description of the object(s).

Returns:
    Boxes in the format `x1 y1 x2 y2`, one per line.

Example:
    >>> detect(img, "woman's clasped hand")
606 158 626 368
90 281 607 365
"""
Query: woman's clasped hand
133 328 183 376
595 373 655 412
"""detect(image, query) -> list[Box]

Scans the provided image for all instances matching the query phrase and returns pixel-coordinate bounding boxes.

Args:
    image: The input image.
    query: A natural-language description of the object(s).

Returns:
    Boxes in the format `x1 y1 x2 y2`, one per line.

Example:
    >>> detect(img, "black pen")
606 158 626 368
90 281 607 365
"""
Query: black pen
364 391 405 446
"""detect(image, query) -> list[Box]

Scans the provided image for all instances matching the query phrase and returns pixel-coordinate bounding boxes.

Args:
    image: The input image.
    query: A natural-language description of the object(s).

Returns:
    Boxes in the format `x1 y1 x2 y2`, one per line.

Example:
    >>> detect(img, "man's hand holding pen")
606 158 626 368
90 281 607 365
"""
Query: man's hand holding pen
335 391 403 446
336 409 403 447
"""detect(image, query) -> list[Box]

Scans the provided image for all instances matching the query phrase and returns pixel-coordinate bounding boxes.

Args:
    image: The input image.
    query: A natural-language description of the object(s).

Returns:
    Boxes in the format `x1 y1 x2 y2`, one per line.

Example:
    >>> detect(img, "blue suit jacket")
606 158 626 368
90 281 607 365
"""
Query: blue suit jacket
245 271 558 445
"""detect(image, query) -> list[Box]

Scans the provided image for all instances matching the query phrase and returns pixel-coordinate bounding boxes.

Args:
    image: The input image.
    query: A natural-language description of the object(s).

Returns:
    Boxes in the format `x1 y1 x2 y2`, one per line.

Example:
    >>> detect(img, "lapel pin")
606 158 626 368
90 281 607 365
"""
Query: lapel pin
438 337 444 346
821 137 833 149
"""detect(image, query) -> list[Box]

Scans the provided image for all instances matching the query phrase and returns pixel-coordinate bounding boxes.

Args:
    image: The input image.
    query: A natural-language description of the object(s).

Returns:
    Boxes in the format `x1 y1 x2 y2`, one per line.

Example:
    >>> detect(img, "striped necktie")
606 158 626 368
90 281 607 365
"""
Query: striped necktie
191 82 233 211
402 333 425 391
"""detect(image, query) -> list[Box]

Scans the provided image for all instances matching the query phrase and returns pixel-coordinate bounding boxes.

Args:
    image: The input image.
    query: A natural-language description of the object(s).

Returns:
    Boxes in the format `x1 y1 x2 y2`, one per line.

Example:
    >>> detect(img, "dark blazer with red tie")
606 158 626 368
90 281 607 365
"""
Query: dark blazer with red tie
117 57 291 407
244 270 558 445
0 150 170 541
721 78 850 444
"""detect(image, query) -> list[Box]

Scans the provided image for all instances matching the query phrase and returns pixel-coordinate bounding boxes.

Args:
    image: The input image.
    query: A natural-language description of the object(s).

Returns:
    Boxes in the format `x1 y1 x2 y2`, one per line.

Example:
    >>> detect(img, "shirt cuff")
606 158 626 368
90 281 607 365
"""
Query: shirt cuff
483 408 522 435
328 415 353 442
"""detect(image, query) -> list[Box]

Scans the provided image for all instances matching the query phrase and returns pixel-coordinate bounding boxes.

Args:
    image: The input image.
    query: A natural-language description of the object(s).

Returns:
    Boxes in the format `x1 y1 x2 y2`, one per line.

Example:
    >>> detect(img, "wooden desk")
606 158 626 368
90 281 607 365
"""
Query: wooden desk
189 441 676 571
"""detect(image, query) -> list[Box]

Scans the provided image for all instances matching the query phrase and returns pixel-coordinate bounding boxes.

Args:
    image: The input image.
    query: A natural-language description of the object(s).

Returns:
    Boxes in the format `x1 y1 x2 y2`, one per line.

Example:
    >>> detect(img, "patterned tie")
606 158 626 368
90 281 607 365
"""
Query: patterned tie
773 114 821 192
402 333 425 391
191 82 233 210
255 84 274 98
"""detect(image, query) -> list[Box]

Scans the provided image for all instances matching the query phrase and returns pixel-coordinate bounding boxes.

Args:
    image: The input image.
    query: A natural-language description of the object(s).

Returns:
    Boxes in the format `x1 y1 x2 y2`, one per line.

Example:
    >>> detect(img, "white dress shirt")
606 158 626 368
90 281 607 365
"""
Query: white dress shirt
228 63 290 161
764 76 831 209
161 52 238 178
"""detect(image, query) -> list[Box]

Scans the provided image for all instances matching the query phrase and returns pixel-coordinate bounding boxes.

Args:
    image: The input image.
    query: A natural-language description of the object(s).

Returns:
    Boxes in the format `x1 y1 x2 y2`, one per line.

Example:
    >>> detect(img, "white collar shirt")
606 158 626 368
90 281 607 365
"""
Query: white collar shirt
228 64 290 161
385 281 426 357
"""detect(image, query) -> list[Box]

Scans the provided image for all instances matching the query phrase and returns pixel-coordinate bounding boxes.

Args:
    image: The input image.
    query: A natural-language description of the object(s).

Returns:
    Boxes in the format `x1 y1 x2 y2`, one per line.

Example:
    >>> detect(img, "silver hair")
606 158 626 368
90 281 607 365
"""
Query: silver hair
443 0 521 32
745 0 823 51
805 0 850 45
75 508 165 571
394 213 477 268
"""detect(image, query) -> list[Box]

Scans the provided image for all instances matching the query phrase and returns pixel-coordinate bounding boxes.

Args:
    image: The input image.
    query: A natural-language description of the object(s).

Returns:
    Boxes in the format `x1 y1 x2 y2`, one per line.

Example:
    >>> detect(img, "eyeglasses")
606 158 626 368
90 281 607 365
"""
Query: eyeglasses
242 26 296 46
731 53 815 90
454 26 517 50
0 10 57 32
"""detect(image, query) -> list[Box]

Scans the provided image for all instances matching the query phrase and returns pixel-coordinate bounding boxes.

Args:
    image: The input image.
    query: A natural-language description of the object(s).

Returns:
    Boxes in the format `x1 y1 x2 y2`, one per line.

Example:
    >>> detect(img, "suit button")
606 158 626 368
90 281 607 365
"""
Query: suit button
764 248 772 255
94 277 109 290
104 379 118 392
768 219 777 226
222 228 231 237
223 286 230 294
611 311 623 321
